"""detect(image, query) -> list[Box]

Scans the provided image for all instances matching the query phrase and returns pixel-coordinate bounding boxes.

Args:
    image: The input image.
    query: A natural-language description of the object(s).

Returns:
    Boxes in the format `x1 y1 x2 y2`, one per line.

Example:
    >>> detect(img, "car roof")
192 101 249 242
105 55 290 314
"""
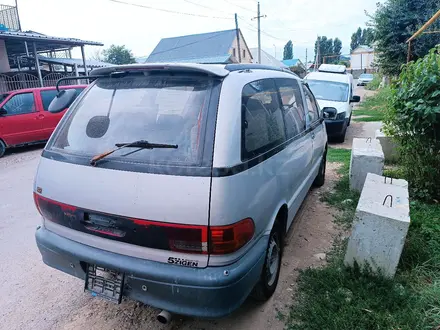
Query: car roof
5 85 87 94
305 71 351 84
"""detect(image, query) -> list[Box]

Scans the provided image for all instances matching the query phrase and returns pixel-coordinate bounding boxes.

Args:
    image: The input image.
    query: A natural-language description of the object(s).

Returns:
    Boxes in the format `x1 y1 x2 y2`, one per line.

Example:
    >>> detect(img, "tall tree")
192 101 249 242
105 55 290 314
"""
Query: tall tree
333 38 343 63
350 27 363 52
314 36 341 64
283 40 293 60
372 0 440 75
102 45 136 65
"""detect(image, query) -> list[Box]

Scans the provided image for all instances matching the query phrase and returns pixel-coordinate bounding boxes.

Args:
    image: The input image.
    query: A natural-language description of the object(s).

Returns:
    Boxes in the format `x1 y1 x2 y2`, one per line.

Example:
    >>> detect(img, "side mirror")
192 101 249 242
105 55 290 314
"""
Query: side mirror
350 95 361 103
322 107 337 119
48 89 77 113
0 108 6 116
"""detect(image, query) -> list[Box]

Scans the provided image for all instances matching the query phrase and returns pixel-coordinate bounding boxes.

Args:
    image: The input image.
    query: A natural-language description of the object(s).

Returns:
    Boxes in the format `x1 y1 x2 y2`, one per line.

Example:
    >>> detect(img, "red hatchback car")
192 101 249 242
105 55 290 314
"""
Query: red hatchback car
0 85 86 157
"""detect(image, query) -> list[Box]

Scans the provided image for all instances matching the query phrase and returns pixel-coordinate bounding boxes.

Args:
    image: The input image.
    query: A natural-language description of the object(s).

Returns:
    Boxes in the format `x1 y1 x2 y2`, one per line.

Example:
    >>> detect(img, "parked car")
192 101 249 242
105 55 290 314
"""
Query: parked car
305 64 360 143
357 73 374 86
0 85 86 157
34 63 328 322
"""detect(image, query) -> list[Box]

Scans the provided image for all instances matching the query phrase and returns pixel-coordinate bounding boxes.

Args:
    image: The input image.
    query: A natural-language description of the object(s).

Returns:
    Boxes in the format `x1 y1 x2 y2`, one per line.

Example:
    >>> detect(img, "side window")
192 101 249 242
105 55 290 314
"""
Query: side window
41 88 84 111
276 78 306 138
242 79 286 160
304 87 320 124
2 93 35 116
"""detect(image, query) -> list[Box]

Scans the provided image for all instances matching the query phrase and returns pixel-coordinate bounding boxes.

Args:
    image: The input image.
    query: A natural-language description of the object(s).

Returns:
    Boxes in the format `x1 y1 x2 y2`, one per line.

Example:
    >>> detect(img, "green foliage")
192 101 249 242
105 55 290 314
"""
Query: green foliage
350 27 374 51
287 150 440 330
384 46 440 200
314 36 342 64
322 148 360 228
102 44 136 65
283 40 293 60
333 38 342 57
372 0 440 75
365 73 382 90
352 86 391 122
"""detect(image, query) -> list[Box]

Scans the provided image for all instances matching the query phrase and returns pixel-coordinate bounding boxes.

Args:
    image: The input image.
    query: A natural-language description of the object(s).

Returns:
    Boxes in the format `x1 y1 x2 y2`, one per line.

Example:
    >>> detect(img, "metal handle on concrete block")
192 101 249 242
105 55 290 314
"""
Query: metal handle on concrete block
383 194 393 207
384 177 394 184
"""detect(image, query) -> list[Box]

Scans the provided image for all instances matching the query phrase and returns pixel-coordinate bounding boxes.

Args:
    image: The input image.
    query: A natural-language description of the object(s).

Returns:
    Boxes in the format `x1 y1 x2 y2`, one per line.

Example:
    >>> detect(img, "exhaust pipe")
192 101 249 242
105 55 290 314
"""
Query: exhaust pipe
157 310 172 324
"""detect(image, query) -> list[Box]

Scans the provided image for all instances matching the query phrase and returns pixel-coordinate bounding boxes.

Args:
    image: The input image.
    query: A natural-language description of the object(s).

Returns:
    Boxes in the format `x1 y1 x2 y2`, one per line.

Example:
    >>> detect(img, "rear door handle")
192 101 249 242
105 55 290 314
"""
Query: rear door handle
36 113 45 119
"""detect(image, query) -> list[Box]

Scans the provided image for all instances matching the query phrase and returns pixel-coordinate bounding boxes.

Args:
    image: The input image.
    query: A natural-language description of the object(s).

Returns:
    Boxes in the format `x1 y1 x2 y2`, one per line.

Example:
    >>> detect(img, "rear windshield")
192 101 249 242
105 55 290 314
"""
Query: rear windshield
48 74 213 166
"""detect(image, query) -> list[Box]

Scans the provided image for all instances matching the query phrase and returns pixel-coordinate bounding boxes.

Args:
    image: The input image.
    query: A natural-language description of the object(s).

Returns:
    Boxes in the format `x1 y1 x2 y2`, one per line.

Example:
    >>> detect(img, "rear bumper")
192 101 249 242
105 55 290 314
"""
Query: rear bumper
325 119 347 136
35 226 268 318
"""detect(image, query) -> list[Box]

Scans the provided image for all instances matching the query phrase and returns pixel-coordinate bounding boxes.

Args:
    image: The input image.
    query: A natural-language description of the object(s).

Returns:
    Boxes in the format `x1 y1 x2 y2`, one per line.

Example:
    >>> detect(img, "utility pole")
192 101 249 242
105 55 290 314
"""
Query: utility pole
314 37 320 71
257 2 261 64
305 49 308 71
252 2 266 64
15 0 22 31
235 13 242 62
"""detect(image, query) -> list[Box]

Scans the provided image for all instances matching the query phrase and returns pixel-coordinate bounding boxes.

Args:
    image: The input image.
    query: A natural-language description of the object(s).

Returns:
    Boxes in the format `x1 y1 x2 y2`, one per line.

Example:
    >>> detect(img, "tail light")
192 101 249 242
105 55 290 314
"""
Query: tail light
209 218 255 254
34 192 254 255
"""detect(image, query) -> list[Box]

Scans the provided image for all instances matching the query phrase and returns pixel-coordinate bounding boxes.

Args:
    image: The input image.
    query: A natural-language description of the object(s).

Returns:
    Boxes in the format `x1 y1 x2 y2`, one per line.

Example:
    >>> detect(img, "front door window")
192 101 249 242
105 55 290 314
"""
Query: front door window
3 93 35 116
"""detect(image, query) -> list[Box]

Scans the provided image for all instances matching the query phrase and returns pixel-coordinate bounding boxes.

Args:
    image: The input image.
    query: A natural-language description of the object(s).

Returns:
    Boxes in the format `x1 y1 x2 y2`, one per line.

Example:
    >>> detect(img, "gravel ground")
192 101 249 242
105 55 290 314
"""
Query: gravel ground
0 143 341 330
0 85 374 330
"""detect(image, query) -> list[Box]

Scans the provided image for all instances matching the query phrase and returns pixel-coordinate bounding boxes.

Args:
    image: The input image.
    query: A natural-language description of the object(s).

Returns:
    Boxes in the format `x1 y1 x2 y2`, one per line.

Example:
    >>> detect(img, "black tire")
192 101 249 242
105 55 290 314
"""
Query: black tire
334 126 347 143
251 223 282 301
0 140 6 158
313 150 326 187
347 114 352 126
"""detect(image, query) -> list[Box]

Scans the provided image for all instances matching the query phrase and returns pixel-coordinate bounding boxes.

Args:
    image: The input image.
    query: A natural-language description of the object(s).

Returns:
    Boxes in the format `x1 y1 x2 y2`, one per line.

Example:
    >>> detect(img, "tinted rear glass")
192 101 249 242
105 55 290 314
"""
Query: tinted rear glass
49 74 213 166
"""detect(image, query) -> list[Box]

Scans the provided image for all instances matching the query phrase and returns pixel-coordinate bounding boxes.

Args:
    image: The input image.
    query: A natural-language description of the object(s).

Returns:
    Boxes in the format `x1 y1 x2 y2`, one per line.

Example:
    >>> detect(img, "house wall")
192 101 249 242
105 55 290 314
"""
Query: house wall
350 52 375 70
0 39 11 72
229 34 252 63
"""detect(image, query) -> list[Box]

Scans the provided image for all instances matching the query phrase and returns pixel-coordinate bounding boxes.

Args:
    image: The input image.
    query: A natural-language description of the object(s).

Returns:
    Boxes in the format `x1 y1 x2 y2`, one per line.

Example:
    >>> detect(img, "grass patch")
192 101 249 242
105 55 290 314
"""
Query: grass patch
323 148 359 228
287 149 440 330
352 86 391 122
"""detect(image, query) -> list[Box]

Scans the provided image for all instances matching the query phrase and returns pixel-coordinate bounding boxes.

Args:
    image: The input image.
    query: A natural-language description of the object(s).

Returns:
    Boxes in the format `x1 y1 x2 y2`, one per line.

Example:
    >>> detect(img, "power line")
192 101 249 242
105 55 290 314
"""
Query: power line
222 0 255 14
109 0 232 19
182 0 235 16
238 16 285 41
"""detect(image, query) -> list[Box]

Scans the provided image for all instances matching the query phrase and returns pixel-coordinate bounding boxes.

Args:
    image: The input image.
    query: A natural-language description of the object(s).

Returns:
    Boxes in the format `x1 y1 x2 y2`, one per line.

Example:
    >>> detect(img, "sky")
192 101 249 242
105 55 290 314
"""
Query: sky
5 0 381 63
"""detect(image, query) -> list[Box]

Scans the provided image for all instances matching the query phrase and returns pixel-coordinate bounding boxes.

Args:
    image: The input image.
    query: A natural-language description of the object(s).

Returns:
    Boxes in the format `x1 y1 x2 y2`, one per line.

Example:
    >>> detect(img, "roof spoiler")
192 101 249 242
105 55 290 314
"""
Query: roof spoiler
90 63 230 78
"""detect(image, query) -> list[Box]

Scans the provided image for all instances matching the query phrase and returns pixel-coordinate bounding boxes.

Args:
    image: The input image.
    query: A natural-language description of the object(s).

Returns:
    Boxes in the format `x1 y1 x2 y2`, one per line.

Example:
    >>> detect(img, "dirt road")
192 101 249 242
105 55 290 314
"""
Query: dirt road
0 86 372 330
0 143 341 330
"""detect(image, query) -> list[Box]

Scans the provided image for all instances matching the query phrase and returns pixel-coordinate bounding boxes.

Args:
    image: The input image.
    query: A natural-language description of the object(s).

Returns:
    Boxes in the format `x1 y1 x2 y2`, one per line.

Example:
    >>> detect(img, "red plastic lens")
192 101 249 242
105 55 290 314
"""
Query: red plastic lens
209 218 255 254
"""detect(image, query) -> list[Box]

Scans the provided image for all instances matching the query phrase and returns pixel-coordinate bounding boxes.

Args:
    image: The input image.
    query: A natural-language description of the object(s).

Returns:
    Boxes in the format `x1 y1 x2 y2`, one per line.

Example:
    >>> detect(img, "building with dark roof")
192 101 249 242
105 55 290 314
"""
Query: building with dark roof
146 29 253 64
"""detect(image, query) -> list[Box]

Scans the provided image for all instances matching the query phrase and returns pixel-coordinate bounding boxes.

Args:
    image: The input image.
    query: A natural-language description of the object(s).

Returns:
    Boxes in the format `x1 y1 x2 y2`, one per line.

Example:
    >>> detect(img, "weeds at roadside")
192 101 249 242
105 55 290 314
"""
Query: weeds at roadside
287 148 440 330
352 86 391 122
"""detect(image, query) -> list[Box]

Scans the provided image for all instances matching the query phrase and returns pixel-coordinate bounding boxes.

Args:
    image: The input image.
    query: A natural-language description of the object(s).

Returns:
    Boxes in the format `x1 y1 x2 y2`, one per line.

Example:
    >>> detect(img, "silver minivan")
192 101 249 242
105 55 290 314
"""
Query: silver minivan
34 63 327 321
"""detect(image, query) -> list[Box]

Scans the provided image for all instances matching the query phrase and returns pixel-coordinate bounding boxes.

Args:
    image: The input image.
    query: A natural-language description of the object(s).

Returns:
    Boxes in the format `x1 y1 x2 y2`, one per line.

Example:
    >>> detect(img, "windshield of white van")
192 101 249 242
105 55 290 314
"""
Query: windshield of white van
306 80 349 103
49 74 212 166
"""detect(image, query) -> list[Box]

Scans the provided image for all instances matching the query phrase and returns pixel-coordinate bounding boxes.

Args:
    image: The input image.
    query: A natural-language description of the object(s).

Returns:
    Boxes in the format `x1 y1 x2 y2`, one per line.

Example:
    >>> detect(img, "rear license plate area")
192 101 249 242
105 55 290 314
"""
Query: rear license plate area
85 264 124 304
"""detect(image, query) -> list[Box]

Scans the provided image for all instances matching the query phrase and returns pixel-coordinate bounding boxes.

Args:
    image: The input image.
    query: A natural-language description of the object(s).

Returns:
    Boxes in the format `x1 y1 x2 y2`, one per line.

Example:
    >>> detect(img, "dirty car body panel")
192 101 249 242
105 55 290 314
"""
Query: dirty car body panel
34 63 327 318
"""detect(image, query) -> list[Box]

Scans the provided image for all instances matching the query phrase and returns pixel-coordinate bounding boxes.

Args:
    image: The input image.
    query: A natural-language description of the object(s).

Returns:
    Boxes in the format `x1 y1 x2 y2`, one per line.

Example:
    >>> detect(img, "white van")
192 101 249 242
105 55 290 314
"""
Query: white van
305 64 360 142
34 63 328 322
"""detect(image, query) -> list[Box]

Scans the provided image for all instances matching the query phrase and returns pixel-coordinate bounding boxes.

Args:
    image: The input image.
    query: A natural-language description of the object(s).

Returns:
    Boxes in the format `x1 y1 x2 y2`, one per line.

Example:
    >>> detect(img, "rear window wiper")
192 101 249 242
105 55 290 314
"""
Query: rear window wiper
90 140 178 166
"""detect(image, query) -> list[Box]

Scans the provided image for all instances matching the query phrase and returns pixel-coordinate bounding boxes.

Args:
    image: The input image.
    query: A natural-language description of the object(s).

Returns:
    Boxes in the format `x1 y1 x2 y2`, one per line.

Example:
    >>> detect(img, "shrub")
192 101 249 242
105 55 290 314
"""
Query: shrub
383 46 440 201
365 73 382 90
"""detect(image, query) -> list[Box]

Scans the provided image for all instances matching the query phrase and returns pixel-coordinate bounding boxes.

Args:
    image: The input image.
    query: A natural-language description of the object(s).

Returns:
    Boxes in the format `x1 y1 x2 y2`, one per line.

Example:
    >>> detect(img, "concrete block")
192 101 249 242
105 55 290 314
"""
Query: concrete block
344 173 410 278
375 129 399 162
349 138 385 192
